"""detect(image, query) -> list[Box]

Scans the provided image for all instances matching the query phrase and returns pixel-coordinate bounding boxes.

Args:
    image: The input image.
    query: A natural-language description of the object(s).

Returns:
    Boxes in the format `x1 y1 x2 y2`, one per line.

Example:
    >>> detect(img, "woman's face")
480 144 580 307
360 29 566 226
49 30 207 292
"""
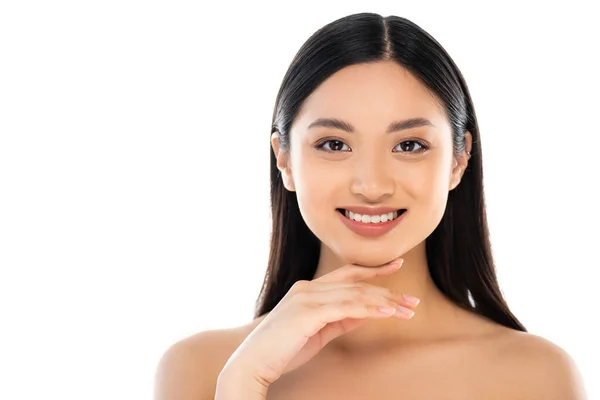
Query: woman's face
272 61 470 267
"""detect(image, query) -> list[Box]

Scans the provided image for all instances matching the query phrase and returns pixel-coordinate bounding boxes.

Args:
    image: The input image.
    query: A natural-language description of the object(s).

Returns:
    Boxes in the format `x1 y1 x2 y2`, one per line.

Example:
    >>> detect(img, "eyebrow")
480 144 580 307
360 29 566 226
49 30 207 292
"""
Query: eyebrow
307 117 435 133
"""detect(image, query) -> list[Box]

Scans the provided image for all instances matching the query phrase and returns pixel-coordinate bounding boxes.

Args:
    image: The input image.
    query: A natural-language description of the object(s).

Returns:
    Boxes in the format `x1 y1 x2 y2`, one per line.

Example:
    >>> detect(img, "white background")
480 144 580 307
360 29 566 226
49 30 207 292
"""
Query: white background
1 1 598 399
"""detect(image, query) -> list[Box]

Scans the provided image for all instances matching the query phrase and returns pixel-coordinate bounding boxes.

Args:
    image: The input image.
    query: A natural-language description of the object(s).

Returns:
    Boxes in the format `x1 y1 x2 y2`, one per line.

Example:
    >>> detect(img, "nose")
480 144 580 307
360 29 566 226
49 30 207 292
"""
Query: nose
349 154 395 202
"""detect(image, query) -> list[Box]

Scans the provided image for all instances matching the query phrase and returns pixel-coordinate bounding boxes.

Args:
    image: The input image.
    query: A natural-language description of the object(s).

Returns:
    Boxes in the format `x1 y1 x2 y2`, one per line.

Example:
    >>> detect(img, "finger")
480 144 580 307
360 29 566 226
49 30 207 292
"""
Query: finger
315 318 368 348
299 286 416 320
314 258 404 284
294 297 413 341
305 282 420 308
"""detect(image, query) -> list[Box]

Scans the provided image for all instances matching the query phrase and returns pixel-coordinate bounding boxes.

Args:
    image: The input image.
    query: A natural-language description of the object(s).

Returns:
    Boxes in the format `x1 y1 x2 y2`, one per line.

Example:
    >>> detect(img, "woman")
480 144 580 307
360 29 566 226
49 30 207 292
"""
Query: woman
155 13 586 399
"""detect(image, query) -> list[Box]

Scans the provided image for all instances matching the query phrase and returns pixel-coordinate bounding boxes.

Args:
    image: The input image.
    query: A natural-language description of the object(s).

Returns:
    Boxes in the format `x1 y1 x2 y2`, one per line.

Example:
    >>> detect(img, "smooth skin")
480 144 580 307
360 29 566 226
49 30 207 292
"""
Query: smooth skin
155 61 587 399
217 258 416 395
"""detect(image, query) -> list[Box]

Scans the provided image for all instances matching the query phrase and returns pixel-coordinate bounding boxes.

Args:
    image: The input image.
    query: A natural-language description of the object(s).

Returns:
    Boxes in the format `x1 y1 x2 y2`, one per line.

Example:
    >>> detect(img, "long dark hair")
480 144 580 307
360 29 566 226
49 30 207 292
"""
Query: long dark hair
254 12 526 332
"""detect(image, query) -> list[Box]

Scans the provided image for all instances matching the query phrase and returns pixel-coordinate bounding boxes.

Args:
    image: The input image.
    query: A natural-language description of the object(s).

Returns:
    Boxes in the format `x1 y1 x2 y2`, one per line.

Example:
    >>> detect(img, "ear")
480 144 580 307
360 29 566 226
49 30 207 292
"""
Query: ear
449 131 473 191
271 131 296 192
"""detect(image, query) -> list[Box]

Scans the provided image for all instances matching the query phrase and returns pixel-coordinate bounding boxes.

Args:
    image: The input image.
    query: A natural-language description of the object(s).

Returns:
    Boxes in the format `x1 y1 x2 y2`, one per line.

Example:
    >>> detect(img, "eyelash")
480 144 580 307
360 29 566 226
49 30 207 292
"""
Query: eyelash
315 138 430 154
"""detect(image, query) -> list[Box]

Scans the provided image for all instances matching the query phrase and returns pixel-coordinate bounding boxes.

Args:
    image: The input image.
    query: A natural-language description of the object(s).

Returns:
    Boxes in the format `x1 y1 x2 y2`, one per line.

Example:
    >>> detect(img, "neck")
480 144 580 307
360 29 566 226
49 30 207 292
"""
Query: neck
312 241 473 355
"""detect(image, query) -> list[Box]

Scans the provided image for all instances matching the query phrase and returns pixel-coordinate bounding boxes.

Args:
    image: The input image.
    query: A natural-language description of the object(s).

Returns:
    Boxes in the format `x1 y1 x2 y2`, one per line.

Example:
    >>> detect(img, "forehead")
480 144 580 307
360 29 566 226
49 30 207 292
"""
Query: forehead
294 61 446 132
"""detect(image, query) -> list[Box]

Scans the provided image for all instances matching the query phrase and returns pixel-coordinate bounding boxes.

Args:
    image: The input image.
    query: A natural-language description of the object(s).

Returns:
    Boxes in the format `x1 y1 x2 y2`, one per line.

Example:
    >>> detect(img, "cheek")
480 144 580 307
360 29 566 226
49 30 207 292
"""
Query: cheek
290 149 340 231
295 173 330 216
396 159 450 197
394 159 452 227
419 162 452 216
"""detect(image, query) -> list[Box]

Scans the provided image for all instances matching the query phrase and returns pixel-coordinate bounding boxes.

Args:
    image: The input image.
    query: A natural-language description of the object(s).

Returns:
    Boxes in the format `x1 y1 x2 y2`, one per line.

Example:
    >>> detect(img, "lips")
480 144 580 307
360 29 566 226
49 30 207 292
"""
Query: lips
337 208 406 218
336 208 407 238
337 206 404 215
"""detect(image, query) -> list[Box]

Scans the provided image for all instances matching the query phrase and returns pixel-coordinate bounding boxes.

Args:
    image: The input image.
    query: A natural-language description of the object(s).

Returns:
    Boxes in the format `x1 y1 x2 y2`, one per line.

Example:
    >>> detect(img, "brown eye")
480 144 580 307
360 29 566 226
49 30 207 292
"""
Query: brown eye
317 140 351 152
393 140 429 153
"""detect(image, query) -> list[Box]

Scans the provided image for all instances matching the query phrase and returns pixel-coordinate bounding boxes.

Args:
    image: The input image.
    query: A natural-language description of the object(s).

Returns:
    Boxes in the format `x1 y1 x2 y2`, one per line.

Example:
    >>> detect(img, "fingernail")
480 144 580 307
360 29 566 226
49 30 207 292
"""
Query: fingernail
389 258 404 267
402 295 420 306
378 306 397 315
397 305 415 318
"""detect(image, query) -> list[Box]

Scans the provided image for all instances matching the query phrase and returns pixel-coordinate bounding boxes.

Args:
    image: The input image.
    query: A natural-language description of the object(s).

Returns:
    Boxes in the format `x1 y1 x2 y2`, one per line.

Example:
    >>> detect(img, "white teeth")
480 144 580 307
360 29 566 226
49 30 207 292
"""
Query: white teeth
344 209 403 224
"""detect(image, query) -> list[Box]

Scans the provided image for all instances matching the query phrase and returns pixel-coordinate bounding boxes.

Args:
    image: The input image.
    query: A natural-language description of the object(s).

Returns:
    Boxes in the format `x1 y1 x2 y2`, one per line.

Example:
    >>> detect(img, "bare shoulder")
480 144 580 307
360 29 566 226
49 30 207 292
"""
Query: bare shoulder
496 330 587 399
154 315 267 400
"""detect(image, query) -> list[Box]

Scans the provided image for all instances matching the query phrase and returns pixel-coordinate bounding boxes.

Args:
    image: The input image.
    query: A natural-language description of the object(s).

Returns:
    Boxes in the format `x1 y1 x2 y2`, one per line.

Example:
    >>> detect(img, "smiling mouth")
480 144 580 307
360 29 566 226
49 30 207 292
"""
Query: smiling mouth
336 208 407 224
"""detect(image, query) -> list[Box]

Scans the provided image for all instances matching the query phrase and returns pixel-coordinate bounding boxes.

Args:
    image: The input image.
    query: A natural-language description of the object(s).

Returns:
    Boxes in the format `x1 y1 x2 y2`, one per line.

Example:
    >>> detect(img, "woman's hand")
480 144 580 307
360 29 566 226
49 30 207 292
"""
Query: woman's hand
216 258 420 397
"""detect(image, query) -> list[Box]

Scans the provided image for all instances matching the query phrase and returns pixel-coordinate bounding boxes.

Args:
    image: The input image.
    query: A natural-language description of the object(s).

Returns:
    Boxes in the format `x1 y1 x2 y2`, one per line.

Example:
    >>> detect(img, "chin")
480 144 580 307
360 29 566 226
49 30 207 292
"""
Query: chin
336 247 404 268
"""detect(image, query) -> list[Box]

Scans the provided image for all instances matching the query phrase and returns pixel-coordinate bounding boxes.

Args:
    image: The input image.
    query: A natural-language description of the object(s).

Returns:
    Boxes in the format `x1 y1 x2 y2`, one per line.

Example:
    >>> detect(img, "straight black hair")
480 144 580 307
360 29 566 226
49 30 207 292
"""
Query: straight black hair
255 12 526 332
